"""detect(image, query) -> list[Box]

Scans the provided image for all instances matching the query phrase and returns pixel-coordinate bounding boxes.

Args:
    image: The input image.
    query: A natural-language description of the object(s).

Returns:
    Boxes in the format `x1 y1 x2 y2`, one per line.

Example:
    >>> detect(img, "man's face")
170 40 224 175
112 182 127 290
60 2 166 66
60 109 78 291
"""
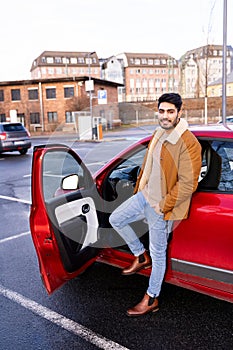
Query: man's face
158 102 182 130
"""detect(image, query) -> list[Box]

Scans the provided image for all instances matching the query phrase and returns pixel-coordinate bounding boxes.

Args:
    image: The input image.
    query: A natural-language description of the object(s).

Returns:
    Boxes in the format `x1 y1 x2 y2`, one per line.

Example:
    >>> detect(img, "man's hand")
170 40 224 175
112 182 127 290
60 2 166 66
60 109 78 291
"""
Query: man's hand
154 203 163 215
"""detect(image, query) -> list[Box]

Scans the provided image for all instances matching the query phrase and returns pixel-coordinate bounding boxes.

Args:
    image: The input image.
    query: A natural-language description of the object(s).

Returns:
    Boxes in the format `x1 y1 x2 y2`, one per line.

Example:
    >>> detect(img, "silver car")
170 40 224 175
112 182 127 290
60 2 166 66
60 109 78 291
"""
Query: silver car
0 122 31 155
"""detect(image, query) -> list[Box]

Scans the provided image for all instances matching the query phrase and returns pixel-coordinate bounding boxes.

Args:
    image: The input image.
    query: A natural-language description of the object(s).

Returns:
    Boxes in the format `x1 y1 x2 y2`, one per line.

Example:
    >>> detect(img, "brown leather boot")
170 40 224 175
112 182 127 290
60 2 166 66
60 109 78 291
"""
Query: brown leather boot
122 251 152 275
127 293 159 317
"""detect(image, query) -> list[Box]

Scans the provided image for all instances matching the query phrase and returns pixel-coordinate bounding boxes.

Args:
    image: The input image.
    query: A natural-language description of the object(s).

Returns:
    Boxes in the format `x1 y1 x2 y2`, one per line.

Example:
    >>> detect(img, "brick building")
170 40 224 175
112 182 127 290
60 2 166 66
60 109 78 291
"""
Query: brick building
113 52 179 102
0 76 122 132
30 51 101 80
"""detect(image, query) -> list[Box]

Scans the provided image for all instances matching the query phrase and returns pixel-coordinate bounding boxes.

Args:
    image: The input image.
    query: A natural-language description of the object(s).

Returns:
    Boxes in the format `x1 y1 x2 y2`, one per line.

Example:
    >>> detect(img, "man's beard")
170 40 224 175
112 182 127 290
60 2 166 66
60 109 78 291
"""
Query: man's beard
159 116 180 130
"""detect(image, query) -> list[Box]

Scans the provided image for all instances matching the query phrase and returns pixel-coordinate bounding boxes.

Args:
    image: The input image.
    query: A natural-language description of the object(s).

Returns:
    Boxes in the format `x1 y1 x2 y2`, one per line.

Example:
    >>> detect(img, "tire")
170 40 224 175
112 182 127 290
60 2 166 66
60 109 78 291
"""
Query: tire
19 149 28 155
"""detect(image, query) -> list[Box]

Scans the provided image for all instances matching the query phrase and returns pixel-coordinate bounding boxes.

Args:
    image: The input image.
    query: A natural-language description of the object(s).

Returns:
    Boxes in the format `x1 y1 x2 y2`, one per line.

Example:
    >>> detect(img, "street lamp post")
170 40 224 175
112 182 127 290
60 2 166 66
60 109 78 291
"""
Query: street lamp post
86 51 95 139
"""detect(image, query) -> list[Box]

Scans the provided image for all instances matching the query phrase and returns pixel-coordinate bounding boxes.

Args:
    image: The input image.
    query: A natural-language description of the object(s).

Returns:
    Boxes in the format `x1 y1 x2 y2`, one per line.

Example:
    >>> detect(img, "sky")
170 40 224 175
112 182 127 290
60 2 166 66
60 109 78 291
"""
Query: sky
1 0 232 81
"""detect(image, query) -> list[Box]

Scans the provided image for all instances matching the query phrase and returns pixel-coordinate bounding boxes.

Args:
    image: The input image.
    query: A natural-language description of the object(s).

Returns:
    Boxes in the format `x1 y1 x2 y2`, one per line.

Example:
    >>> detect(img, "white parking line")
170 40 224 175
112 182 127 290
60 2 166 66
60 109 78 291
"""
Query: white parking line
0 231 30 244
0 284 129 350
0 195 31 205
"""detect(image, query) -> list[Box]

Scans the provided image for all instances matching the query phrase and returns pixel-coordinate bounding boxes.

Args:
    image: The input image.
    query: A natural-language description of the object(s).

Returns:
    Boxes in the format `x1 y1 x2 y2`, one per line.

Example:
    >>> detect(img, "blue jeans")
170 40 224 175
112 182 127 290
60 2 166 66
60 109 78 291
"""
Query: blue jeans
109 191 173 298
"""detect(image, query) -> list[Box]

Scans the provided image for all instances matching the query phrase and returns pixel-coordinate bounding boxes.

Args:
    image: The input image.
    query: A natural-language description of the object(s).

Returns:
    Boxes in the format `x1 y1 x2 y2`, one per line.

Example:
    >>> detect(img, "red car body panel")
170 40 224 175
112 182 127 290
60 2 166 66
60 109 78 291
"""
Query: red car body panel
30 128 233 302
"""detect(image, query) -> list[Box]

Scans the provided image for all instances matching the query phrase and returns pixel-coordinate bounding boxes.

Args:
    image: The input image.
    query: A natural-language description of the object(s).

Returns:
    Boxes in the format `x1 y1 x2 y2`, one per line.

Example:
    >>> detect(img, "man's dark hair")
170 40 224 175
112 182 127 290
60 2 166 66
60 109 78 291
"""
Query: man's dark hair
158 93 183 112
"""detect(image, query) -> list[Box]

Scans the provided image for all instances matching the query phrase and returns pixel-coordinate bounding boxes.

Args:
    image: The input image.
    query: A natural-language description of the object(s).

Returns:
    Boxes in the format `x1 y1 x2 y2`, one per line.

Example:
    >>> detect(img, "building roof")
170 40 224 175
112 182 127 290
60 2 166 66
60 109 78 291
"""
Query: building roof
209 70 233 86
0 76 123 87
30 50 100 71
183 44 233 59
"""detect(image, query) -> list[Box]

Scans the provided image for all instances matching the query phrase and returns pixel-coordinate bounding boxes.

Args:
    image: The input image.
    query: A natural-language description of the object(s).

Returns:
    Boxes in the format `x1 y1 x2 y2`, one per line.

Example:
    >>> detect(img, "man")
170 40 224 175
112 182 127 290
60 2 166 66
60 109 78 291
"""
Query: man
109 93 202 317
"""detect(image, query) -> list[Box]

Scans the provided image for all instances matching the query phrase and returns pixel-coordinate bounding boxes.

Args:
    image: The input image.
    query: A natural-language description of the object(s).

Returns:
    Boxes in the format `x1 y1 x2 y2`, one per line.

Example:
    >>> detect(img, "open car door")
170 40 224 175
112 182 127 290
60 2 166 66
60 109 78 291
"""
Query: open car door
30 144 103 294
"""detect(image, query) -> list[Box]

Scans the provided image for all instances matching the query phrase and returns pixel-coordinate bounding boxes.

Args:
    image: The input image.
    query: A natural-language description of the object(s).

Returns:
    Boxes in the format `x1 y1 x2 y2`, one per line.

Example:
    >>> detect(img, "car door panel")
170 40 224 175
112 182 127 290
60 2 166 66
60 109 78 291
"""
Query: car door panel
168 184 233 298
30 144 103 294
46 189 100 273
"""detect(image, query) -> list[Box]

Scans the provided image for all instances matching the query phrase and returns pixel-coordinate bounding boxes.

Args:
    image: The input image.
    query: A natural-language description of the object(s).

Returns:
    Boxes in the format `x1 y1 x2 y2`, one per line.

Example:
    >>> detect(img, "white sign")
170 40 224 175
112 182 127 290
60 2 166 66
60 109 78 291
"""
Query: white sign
85 80 94 92
98 90 107 104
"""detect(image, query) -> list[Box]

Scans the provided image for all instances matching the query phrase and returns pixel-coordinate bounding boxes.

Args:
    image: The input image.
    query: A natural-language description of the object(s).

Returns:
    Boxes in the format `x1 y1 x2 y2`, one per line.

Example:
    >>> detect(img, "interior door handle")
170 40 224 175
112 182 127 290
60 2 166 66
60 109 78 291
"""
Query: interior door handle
82 204 90 214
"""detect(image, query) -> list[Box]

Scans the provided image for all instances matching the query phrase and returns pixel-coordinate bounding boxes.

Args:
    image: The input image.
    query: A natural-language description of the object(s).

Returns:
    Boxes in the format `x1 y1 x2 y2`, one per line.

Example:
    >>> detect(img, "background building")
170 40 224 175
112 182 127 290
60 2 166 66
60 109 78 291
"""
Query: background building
0 77 121 132
208 70 233 97
31 51 101 80
1 46 233 133
180 44 233 98
113 52 179 102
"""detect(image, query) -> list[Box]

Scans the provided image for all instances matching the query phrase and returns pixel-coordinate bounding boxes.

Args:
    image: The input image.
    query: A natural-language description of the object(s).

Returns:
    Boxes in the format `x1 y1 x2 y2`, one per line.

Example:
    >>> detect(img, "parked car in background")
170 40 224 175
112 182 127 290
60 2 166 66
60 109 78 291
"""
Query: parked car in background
0 122 31 155
30 125 233 303
217 116 233 124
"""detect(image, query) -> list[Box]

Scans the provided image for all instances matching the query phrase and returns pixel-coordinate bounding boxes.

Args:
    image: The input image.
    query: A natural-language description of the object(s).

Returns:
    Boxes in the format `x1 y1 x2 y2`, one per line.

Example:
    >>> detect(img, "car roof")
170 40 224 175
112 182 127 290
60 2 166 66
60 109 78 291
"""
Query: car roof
135 124 233 146
0 122 23 125
190 124 233 139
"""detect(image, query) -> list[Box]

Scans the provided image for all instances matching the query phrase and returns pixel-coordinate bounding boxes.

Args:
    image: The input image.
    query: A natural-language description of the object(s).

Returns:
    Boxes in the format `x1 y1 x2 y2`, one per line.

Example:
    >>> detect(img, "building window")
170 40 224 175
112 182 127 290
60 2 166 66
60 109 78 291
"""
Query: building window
46 88 56 99
0 113 6 122
70 57 77 64
78 57 85 64
0 90 4 102
17 113 25 124
56 67 62 74
55 57 62 63
28 89 38 100
48 68 54 75
30 112 40 124
85 57 93 65
48 112 58 123
65 111 74 123
11 89 21 101
63 57 69 64
64 87 74 98
47 57 54 63
71 68 77 75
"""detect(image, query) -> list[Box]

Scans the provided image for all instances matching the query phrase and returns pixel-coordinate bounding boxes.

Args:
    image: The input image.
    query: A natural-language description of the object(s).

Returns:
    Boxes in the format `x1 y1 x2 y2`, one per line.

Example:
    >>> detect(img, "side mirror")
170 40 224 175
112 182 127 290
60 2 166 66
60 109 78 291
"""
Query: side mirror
61 174 79 190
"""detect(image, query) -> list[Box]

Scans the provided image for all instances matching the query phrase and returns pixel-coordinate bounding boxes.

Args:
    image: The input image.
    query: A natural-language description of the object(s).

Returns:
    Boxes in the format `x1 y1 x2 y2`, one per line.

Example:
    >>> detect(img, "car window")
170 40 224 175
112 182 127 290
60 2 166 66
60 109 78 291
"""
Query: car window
212 140 233 192
3 123 25 131
198 139 233 192
42 150 84 201
105 146 147 203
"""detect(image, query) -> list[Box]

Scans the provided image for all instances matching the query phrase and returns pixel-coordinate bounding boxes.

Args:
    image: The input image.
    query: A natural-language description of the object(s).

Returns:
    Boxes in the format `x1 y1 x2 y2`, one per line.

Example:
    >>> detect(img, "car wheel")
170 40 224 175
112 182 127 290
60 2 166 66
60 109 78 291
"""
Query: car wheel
19 149 28 155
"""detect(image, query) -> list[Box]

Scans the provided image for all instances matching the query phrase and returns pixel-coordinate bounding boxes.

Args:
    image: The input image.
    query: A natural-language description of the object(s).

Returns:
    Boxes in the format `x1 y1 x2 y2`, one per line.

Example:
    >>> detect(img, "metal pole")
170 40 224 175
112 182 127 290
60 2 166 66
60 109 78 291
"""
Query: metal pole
38 82 44 132
87 51 95 139
222 0 227 126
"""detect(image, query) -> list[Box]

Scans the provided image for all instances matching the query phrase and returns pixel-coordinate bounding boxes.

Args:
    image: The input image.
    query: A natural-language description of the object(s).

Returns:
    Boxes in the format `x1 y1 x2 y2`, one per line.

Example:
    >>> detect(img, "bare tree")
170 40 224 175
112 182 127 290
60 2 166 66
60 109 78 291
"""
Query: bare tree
68 95 90 111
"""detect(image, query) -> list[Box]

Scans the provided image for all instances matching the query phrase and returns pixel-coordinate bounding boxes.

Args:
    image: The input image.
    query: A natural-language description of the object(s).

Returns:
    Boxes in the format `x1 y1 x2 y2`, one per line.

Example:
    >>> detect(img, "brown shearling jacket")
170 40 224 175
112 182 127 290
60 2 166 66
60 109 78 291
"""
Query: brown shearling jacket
134 118 202 221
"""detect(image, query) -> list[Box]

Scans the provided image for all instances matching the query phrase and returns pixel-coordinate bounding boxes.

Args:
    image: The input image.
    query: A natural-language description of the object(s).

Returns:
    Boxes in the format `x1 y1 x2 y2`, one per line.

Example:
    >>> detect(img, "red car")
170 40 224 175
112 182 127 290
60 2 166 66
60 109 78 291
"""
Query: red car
30 126 233 303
